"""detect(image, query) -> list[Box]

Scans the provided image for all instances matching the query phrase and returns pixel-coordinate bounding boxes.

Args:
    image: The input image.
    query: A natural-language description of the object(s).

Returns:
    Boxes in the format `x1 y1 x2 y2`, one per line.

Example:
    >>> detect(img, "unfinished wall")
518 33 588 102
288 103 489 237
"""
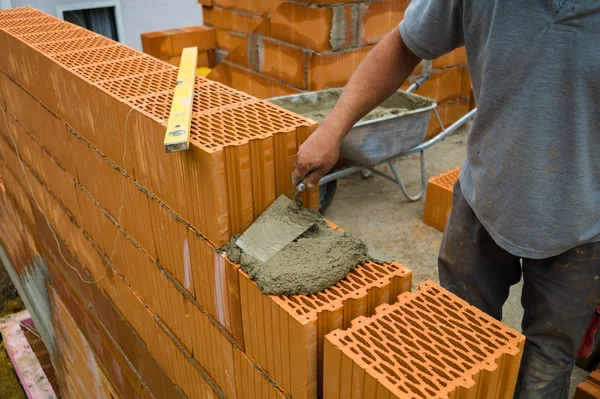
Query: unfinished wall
204 0 472 139
0 7 412 398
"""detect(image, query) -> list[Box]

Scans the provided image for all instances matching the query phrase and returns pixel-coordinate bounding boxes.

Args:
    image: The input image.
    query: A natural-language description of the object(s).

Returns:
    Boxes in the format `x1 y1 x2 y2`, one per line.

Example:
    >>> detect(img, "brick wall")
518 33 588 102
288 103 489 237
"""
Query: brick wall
204 0 473 139
141 26 217 67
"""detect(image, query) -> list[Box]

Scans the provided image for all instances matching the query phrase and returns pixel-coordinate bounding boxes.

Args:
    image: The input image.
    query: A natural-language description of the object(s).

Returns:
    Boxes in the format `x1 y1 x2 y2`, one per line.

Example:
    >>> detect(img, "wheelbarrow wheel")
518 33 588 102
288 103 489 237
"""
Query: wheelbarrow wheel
319 180 337 213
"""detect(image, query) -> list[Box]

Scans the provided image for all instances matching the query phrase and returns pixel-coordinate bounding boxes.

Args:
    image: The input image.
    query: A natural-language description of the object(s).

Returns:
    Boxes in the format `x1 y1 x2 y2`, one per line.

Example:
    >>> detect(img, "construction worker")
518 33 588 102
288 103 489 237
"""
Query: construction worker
292 1 600 397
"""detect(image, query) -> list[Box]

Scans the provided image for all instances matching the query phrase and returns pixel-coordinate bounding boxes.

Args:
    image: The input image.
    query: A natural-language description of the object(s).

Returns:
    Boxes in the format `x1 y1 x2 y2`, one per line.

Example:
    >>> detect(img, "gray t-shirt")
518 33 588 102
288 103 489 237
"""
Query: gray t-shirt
400 0 600 259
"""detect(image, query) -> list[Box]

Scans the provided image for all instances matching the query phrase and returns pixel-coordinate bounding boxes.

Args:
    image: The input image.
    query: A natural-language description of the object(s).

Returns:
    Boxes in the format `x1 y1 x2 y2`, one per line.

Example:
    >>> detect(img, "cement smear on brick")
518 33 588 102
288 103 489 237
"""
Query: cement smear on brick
270 89 432 124
330 7 347 51
221 200 371 295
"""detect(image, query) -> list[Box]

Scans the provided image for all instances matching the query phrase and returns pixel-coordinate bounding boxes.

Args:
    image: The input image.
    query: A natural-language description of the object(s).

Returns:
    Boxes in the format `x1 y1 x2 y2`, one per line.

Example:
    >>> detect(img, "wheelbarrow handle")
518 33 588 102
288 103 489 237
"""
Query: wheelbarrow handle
405 74 430 94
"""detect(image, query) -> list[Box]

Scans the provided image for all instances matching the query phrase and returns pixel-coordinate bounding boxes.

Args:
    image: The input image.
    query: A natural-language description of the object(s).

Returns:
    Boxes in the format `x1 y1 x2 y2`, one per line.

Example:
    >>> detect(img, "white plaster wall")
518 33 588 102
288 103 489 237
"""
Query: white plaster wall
8 0 203 50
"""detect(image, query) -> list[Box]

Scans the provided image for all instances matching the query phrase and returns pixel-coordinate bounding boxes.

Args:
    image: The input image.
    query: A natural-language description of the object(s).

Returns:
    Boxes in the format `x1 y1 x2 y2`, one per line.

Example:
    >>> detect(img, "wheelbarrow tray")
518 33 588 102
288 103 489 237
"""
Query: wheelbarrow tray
268 88 436 166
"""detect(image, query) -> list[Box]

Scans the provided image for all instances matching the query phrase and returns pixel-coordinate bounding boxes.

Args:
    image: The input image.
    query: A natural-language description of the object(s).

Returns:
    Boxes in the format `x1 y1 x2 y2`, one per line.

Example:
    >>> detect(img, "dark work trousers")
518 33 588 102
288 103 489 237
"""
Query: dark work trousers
438 182 600 399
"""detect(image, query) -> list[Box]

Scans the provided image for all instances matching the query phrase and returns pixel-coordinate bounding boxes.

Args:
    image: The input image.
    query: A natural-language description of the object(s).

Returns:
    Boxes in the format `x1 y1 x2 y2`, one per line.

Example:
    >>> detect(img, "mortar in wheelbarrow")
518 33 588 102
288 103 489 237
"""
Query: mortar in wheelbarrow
268 88 436 166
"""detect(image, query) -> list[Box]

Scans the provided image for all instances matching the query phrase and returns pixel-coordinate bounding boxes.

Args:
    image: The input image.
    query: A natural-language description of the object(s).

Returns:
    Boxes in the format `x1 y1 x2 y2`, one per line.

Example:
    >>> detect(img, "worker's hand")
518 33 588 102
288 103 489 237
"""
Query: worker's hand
292 122 343 188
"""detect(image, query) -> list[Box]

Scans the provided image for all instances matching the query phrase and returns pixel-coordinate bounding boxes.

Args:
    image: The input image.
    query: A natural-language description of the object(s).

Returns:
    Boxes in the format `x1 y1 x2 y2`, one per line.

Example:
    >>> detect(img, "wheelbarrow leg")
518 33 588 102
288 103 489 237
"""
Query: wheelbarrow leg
388 150 427 202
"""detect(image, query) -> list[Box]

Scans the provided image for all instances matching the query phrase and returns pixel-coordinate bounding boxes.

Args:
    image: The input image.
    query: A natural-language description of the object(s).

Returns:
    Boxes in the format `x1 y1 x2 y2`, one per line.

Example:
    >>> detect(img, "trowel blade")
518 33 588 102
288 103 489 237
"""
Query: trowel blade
236 195 314 263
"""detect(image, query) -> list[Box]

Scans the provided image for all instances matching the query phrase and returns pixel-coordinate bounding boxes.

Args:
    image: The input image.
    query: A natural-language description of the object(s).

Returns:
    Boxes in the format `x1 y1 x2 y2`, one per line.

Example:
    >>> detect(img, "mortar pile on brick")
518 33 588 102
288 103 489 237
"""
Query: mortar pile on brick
141 26 217 67
233 227 413 399
423 166 460 232
324 280 525 398
205 0 473 139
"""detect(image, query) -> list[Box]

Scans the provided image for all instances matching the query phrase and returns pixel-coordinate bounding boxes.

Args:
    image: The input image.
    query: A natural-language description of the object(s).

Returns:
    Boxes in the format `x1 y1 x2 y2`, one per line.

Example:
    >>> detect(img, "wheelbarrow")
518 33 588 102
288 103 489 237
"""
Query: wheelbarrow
268 76 477 212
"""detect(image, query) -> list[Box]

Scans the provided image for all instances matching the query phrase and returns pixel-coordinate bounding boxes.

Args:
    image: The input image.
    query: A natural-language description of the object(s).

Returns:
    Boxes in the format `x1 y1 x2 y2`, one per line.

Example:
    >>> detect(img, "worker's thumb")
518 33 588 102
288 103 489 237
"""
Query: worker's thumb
305 169 323 189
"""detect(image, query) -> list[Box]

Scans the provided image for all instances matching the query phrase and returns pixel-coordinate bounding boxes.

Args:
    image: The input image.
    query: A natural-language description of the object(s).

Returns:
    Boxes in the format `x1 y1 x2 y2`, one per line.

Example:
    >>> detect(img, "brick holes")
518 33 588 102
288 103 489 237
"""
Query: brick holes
34 35 114 54
4 21 72 36
0 16 58 29
52 45 140 69
96 69 180 100
20 28 96 45
72 56 173 83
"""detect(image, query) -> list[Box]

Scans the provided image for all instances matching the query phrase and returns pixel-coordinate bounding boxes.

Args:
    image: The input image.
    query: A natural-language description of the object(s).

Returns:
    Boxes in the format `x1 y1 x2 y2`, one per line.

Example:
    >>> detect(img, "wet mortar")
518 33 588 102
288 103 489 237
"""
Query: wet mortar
269 89 432 124
221 199 372 296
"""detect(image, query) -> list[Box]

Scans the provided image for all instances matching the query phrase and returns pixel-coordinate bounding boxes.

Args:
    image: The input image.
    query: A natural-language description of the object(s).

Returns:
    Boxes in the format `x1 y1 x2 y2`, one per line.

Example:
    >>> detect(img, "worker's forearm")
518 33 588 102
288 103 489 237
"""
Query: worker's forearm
323 28 422 141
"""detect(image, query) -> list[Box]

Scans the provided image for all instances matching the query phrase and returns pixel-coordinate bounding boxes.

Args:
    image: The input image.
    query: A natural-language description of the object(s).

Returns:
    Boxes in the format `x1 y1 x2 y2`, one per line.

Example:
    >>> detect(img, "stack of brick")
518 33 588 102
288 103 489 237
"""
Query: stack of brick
0 7 424 399
205 0 473 139
141 25 217 67
324 280 525 398
423 166 460 232
201 0 272 57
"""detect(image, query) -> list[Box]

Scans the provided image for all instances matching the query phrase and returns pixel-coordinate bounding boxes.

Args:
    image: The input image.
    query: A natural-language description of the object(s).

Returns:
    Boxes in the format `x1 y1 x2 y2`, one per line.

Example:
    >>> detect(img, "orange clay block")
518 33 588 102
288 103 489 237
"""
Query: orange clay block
324 280 525 399
235 237 413 399
234 349 287 399
574 368 600 399
423 166 460 232
0 8 318 247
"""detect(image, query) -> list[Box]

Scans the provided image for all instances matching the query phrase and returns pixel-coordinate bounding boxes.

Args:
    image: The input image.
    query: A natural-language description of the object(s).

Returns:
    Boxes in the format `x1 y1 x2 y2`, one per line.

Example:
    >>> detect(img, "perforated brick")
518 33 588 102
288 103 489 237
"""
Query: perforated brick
23 326 62 398
0 7 42 21
72 55 173 83
51 44 140 68
129 85 312 151
275 262 408 318
95 69 181 100
234 349 287 399
3 21 73 36
128 80 254 126
189 100 314 150
19 27 95 45
424 167 460 232
33 35 114 54
431 166 461 190
0 15 58 29
238 250 413 399
324 280 525 399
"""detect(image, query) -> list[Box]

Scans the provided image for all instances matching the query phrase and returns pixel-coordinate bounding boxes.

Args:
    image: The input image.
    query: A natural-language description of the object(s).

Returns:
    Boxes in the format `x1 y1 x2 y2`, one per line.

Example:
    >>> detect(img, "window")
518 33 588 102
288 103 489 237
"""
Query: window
58 1 125 43
64 7 118 41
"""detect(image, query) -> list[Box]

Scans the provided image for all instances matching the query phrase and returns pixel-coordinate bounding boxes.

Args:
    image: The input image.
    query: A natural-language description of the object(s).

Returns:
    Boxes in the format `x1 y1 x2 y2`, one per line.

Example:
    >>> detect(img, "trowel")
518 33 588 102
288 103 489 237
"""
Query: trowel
236 183 312 263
